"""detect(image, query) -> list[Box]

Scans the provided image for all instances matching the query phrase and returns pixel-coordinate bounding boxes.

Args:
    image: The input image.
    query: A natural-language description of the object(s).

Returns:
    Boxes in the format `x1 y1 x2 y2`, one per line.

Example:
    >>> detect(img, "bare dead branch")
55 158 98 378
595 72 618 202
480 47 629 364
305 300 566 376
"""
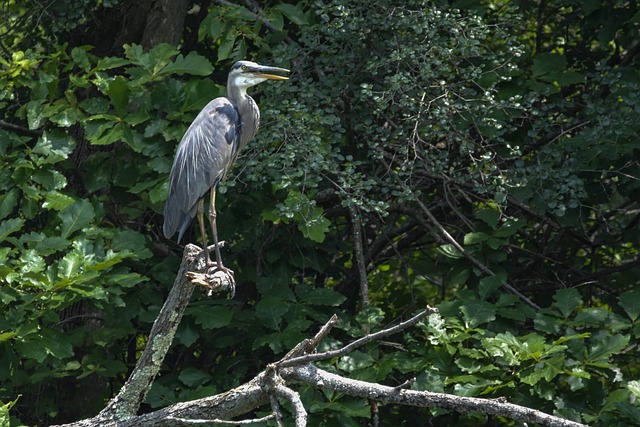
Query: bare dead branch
51 303 587 427
276 308 436 368
118 375 270 426
307 313 339 350
98 244 203 420
51 244 234 427
269 394 284 427
274 384 307 427
284 365 588 427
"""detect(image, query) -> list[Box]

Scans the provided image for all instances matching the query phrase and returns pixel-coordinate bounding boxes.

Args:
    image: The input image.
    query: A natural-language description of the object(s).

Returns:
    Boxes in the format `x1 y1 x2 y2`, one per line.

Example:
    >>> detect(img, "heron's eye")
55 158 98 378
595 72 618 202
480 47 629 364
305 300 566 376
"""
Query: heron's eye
241 65 247 70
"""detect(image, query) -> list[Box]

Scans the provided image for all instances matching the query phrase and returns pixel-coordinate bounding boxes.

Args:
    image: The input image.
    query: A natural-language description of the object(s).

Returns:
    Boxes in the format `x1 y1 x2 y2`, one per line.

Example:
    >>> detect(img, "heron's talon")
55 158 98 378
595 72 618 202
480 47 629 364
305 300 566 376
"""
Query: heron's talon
204 264 236 298
205 264 234 277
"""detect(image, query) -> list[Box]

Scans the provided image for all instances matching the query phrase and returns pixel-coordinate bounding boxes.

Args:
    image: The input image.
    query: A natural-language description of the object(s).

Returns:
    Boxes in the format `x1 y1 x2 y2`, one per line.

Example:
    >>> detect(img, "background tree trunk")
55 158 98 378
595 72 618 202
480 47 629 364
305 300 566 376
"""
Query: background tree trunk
140 0 190 49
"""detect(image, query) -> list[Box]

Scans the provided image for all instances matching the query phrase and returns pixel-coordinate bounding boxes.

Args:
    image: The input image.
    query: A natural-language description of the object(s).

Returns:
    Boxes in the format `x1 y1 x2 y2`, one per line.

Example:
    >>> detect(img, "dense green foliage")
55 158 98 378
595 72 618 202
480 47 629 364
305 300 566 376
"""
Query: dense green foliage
1 0 639 426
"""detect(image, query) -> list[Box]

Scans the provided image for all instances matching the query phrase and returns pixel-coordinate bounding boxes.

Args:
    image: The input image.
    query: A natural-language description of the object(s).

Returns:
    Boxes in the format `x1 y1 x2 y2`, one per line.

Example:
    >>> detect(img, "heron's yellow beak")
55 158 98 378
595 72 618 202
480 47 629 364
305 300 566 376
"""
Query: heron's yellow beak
259 73 289 80
256 66 290 80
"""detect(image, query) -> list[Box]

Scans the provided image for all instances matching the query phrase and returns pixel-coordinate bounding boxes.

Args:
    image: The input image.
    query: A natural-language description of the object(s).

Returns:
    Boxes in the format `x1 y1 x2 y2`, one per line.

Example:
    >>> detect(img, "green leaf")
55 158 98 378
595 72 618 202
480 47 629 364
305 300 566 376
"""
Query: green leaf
532 52 567 81
59 252 83 279
460 300 496 328
95 56 130 71
587 332 630 363
178 367 210 387
0 395 21 427
71 47 91 70
49 107 82 127
601 388 630 414
275 3 308 25
253 331 285 353
255 296 289 329
474 206 500 229
448 267 470 286
159 52 213 76
575 307 609 325
267 9 284 31
35 236 70 255
482 333 520 365
463 232 488 245
297 207 331 243
25 99 45 129
618 290 640 322
15 330 73 363
43 191 75 211
0 188 19 220
32 130 76 164
553 288 582 318
0 217 24 242
111 229 153 259
218 34 236 61
531 52 583 86
454 381 492 397
478 273 505 300
539 354 564 381
205 16 226 43
0 331 17 342
628 380 640 399
176 321 200 347
295 285 346 306
106 76 130 117
58 199 95 239
437 244 463 259
186 305 233 329
338 351 374 373
494 218 524 237
92 122 125 145
355 306 385 329
519 366 544 386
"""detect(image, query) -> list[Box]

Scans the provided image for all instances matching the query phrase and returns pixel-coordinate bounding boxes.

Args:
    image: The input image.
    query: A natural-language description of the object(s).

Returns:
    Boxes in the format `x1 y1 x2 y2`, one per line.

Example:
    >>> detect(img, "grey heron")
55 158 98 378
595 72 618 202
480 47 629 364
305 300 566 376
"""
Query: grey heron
163 60 289 293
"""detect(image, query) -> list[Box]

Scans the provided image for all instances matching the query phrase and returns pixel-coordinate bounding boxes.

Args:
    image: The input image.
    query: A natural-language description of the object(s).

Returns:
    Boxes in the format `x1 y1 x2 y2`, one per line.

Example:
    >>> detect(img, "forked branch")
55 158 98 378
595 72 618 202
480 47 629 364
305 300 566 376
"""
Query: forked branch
51 248 587 427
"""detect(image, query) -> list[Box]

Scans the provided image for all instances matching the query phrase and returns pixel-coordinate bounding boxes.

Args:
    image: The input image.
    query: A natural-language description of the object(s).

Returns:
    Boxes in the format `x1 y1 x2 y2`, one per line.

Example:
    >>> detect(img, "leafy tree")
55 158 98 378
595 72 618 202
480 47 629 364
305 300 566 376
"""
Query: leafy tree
0 0 638 426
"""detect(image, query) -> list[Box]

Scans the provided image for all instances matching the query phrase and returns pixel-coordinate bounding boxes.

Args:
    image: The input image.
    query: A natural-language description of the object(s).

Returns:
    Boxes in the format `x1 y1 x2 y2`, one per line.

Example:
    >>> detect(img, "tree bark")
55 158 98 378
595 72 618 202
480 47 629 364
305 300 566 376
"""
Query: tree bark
51 297 587 427
140 0 191 50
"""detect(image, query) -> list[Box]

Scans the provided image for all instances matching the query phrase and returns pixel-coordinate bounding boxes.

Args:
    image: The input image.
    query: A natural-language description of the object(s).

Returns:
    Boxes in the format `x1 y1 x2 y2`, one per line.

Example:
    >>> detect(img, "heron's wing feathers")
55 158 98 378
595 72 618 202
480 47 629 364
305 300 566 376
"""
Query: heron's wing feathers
163 98 240 241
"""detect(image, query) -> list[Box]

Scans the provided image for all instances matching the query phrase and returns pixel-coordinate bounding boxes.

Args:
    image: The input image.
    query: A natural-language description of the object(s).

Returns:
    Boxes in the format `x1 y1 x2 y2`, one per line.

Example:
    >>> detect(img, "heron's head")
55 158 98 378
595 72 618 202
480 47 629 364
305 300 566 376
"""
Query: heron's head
228 61 290 91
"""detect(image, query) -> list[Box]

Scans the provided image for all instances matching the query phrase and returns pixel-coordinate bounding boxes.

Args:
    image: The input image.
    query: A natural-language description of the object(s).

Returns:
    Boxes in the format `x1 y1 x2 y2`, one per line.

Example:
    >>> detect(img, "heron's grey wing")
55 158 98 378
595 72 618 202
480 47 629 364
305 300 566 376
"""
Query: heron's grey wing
163 98 240 242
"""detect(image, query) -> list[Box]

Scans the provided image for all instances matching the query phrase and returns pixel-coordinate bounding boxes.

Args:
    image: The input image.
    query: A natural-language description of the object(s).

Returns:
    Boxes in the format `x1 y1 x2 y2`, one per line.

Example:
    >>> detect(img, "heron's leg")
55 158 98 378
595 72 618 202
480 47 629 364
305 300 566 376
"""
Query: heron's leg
208 189 235 298
208 187 226 270
197 198 214 267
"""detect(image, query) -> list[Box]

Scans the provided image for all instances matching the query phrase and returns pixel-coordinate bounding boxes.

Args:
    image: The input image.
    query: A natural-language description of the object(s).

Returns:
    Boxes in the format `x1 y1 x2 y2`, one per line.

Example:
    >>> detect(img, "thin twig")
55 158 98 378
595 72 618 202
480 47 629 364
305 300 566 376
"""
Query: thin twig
369 399 379 427
380 156 540 309
274 384 307 427
307 314 339 350
167 414 276 425
269 394 284 427
0 119 42 137
211 0 296 45
392 377 416 391
412 194 540 309
276 308 436 368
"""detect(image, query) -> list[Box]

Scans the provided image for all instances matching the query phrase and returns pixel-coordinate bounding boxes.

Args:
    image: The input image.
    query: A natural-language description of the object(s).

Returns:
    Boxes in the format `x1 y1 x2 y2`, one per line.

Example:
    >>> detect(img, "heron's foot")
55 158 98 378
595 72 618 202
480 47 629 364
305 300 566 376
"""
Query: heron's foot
186 263 235 298
205 260 233 277
205 263 236 298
